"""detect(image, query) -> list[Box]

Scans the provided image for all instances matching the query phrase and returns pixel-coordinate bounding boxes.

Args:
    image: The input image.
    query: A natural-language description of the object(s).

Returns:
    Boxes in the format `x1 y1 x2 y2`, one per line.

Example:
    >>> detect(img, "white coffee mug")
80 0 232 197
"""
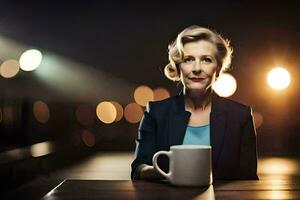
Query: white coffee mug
152 145 212 186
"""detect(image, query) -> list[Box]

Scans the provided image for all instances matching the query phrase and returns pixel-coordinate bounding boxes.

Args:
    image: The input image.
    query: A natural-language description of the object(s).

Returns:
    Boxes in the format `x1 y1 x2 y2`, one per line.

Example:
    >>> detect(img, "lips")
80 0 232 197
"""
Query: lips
189 77 205 82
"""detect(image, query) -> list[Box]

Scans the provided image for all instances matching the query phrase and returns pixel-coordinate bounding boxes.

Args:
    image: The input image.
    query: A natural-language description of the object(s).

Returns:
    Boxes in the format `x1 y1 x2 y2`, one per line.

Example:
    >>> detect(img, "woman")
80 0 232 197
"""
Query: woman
131 25 258 180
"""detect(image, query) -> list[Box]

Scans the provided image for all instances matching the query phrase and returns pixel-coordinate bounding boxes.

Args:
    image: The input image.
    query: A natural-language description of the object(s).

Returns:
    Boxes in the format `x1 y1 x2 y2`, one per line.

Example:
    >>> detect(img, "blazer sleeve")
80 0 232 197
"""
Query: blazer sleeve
131 102 157 180
239 106 259 179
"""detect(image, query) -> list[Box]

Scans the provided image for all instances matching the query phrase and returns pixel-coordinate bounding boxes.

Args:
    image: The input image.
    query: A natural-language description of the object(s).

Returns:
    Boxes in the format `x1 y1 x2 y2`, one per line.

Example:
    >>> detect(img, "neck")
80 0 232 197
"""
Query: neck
183 88 213 110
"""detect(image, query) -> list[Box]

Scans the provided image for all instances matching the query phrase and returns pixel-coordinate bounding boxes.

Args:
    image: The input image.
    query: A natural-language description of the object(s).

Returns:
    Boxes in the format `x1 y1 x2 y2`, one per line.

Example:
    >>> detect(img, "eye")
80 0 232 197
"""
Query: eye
183 57 194 63
201 57 212 64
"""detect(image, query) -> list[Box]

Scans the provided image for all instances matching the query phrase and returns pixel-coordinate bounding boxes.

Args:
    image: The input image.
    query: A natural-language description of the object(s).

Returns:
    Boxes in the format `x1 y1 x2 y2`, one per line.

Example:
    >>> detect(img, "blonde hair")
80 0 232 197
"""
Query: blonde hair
164 25 233 81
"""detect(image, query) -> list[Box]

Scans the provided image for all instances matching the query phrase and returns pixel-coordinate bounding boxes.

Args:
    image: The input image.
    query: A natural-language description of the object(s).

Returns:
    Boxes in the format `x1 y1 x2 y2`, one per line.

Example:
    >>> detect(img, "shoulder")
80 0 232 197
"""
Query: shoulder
214 95 252 117
146 96 178 112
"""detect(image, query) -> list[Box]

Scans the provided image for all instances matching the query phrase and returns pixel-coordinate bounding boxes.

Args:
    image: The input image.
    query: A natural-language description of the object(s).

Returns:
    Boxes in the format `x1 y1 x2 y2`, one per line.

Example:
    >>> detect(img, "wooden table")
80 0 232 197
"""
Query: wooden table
41 178 300 200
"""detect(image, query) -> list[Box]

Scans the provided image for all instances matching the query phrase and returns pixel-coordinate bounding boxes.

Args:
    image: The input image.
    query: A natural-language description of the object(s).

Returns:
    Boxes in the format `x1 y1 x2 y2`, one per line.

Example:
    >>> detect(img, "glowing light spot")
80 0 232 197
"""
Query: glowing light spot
96 101 117 124
124 103 144 123
33 101 50 123
253 111 263 129
153 87 170 101
0 59 20 78
212 73 237 97
134 85 154 107
75 105 94 126
81 130 95 147
30 141 54 157
267 67 291 90
269 191 291 200
259 157 298 175
19 49 42 71
267 179 288 190
111 101 123 122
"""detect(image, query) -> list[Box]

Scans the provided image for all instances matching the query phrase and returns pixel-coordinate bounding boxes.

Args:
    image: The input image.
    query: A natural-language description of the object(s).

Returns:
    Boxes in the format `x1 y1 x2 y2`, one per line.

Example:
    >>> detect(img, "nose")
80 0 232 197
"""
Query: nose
192 69 202 75
192 60 202 75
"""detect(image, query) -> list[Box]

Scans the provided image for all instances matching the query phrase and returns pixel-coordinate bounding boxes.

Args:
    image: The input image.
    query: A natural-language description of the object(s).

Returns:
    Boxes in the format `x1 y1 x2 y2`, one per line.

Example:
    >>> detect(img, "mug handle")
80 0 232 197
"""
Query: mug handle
152 151 172 180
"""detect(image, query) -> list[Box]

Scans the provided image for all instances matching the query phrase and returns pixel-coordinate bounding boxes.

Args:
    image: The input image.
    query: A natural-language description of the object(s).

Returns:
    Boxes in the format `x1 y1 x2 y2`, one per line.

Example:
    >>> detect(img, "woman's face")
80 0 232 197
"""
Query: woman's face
179 40 220 93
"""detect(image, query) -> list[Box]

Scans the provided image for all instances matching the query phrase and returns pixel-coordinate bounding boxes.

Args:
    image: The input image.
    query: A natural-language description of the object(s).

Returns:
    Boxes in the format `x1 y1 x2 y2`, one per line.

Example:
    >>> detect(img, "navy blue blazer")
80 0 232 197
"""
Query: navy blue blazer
131 92 258 180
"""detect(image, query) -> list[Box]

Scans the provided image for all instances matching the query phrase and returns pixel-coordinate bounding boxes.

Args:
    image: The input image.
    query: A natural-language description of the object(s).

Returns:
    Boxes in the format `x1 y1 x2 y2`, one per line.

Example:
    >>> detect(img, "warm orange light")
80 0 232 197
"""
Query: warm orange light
81 130 95 147
153 87 170 101
124 103 144 123
111 101 123 122
269 191 291 200
33 101 50 123
76 105 94 126
253 111 263 129
134 85 154 106
267 67 291 90
212 73 237 97
258 157 298 175
0 59 20 78
96 101 117 124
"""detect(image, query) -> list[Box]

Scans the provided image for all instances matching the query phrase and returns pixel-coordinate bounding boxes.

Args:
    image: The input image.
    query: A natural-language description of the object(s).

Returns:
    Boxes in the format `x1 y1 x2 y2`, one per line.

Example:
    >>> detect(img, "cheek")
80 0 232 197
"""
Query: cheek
179 65 191 77
179 69 190 86
204 66 218 76
179 72 187 83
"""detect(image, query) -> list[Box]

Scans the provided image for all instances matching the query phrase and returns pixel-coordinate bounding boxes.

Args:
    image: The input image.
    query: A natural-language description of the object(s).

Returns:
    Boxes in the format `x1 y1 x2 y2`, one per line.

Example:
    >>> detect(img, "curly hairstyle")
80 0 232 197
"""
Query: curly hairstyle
164 25 233 81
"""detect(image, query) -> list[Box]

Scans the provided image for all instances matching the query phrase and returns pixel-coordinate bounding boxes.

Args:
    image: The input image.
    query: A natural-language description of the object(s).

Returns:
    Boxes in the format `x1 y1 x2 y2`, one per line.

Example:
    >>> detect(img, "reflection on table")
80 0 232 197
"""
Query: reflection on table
39 155 300 200
41 177 300 200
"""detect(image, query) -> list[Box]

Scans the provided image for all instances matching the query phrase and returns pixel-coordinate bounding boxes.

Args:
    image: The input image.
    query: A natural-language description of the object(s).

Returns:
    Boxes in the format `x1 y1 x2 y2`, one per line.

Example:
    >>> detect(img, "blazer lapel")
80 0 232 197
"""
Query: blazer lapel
168 94 191 146
167 92 228 170
210 93 228 168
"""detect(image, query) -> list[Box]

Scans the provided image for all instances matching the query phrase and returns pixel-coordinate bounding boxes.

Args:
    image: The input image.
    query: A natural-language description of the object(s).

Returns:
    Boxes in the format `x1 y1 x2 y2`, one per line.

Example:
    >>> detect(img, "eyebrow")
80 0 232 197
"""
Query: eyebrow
183 54 213 58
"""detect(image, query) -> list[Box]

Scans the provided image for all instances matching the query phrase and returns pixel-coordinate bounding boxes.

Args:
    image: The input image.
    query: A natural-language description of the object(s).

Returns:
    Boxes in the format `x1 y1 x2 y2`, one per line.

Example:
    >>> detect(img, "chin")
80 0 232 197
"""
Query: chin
186 84 212 93
186 83 206 90
186 87 206 93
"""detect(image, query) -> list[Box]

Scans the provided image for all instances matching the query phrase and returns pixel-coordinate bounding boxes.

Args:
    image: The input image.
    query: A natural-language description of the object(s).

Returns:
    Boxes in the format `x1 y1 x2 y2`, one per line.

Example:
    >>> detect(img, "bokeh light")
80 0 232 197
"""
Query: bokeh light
75 105 94 126
267 67 291 90
19 49 42 71
258 157 298 175
124 103 144 123
212 73 237 97
134 85 154 107
96 101 117 124
30 141 54 157
81 130 95 147
253 111 263 129
111 101 123 122
153 87 171 101
33 101 50 123
0 59 20 78
258 157 300 199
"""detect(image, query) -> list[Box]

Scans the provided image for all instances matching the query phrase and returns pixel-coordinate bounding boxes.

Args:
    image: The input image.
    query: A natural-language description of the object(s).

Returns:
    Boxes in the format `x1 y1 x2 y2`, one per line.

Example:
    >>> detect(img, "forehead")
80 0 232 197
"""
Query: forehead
182 40 217 57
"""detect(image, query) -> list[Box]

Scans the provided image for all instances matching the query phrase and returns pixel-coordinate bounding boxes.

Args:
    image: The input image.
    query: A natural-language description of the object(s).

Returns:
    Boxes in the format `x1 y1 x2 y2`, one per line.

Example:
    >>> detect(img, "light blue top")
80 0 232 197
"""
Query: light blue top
182 124 210 145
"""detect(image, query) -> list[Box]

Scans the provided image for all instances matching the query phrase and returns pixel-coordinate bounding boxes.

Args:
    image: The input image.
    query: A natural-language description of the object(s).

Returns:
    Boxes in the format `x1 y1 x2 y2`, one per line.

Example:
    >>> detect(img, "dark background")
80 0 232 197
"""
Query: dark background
0 0 300 156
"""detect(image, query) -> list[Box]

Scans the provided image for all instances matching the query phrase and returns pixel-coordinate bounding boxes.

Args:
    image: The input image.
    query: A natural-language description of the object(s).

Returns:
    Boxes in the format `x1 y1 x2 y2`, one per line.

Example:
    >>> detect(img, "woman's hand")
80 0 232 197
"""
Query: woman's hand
139 164 165 180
